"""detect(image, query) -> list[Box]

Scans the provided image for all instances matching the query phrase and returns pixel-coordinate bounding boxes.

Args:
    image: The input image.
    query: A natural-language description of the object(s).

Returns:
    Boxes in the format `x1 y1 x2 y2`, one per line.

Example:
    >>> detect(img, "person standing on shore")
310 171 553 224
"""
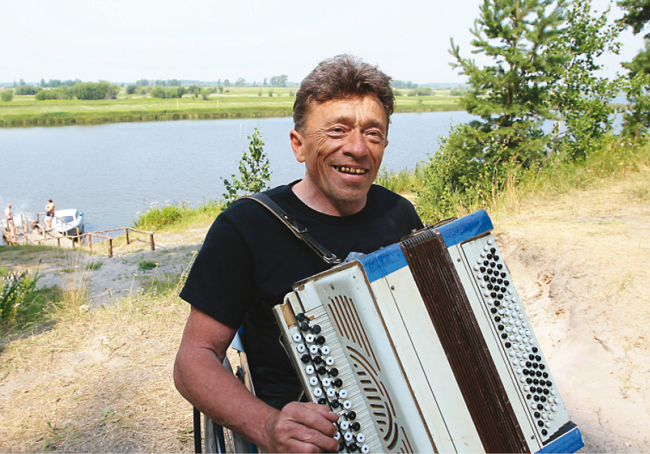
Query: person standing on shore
45 199 55 230
4 204 16 241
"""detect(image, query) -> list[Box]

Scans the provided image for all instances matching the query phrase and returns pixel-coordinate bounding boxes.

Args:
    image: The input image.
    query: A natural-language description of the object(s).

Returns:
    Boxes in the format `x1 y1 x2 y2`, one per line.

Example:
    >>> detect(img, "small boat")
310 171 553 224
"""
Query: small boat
53 209 85 237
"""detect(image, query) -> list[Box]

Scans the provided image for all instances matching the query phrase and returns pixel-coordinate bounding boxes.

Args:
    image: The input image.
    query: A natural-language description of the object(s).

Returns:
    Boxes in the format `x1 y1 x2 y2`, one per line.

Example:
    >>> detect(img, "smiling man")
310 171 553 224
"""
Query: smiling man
174 55 423 453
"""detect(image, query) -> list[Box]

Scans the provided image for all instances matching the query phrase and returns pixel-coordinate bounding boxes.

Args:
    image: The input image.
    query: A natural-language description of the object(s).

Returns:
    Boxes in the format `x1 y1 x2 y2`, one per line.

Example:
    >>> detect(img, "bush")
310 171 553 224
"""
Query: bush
14 85 40 95
126 85 137 95
408 87 433 96
0 272 51 328
0 89 13 102
150 86 166 99
72 81 120 100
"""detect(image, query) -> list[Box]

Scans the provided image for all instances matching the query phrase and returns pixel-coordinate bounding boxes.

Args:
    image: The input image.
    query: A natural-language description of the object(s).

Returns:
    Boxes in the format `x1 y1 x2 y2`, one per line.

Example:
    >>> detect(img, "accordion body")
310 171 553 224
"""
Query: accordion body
273 210 584 453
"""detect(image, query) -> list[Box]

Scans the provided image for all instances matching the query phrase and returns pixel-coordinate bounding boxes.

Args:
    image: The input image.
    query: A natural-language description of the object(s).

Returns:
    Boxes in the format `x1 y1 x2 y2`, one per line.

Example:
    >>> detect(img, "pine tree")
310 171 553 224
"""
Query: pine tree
449 0 570 169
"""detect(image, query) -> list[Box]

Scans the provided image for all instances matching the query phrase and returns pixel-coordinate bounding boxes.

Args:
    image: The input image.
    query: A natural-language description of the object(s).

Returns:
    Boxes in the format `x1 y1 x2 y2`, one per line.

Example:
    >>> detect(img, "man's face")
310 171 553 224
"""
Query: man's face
290 95 389 216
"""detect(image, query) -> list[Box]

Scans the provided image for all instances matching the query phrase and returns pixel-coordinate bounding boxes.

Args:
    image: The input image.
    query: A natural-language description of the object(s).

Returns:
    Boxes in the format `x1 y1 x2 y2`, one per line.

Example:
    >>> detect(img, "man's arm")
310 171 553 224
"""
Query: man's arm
174 306 339 453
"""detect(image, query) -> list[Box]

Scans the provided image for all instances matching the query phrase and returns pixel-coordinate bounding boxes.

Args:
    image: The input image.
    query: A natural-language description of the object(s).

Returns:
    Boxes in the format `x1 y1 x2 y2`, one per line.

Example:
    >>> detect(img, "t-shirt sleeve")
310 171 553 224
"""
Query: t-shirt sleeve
179 213 255 329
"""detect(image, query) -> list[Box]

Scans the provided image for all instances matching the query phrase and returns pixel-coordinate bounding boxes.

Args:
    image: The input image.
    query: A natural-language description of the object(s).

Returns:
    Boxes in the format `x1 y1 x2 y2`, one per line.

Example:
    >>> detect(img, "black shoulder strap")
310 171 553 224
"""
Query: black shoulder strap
242 193 342 265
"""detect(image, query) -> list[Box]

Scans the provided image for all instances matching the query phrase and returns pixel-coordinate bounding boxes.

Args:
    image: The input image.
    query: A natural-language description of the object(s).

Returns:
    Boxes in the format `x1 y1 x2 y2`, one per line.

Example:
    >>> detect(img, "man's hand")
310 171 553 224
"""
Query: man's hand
263 401 339 453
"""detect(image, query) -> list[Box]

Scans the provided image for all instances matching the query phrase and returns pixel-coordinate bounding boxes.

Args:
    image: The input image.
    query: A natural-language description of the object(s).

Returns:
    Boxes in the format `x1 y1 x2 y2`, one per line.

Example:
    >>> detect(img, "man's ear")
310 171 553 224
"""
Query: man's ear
290 129 306 163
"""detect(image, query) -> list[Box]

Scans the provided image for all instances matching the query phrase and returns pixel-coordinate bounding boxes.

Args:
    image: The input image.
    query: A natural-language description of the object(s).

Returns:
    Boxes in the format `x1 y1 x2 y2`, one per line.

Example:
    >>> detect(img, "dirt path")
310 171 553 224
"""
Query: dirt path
1 171 648 452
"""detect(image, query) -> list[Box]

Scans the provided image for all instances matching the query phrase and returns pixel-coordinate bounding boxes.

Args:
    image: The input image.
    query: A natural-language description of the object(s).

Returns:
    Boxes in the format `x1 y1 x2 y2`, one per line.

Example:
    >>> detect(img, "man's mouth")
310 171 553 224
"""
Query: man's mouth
333 165 367 175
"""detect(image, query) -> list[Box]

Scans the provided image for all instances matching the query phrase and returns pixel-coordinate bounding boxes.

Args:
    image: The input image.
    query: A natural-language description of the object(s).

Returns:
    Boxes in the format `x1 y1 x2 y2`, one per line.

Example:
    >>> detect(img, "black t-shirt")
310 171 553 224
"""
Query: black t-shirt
180 181 423 405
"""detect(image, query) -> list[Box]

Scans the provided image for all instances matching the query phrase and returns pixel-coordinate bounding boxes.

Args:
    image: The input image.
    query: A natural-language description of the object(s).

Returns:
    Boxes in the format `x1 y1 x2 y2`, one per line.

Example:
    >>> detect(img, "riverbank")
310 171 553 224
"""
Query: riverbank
0 90 461 127
0 166 648 451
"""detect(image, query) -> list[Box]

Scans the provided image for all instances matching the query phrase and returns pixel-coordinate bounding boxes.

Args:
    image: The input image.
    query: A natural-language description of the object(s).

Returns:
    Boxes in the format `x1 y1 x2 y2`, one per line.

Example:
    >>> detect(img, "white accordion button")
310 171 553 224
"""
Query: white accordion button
313 387 323 397
305 365 315 375
325 357 335 366
309 345 319 354
334 432 341 440
322 378 331 387
296 344 305 353
361 444 370 453
305 334 315 343
292 333 302 343
321 346 331 354
340 421 349 431
343 400 352 409
356 433 365 443
309 376 319 386
339 389 348 398
344 432 353 442
327 388 336 398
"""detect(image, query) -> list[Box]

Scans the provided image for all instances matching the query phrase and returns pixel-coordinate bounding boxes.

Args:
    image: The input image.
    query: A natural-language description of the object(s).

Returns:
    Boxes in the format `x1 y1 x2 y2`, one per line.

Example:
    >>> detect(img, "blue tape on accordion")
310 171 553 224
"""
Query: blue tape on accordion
359 209 494 284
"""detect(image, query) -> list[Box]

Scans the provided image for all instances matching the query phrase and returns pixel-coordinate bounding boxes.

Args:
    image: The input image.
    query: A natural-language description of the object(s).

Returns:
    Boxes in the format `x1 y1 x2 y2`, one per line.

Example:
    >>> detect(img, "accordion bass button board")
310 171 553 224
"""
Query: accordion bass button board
273 209 584 454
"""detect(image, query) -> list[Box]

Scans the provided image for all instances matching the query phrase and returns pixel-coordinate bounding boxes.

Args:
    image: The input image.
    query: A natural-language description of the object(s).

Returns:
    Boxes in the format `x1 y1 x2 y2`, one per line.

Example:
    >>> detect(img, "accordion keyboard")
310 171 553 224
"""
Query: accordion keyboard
456 233 569 442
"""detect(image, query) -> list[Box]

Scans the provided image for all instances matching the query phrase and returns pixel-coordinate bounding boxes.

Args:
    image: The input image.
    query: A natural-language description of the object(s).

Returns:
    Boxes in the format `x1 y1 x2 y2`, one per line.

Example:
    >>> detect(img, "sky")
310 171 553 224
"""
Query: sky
1 0 646 85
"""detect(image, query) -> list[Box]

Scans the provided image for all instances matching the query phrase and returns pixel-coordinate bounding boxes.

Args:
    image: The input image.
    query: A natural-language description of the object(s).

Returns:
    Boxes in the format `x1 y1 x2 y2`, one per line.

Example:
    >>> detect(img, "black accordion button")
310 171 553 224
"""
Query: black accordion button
316 335 326 345
532 347 539 353
491 308 497 314
313 356 323 365
540 396 547 402
487 283 494 290
533 395 540 402
338 442 347 452
346 411 357 420
318 397 327 405
312 324 322 334
333 378 343 387
497 263 503 270
534 411 540 418
329 367 339 377
351 422 361 431
331 399 340 408
317 366 327 375
490 247 496 254
494 255 500 261
480 267 486 273
502 333 508 340
538 420 545 427
348 442 359 452
487 253 493 260
296 313 306 322
505 342 512 348
301 354 311 363
300 322 310 332
542 429 548 436
483 260 489 266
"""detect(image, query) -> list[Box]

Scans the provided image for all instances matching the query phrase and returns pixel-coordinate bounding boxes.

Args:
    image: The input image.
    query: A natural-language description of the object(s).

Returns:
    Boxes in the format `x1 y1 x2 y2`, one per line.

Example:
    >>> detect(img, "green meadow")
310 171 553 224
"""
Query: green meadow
0 86 461 127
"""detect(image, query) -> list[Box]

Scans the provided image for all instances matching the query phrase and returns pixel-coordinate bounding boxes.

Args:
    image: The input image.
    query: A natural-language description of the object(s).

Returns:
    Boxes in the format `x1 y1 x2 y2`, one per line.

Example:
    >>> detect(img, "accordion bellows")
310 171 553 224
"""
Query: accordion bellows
273 210 584 453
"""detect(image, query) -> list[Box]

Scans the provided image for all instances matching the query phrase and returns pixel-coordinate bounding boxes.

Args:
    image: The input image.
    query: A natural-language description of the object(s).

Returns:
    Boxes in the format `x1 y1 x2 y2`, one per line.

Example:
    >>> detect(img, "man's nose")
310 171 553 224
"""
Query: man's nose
342 129 367 157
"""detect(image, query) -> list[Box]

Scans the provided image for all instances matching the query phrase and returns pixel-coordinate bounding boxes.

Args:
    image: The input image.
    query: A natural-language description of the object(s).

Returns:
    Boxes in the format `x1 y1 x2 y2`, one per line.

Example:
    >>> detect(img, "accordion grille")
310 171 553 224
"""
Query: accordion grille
329 295 414 452
402 230 529 453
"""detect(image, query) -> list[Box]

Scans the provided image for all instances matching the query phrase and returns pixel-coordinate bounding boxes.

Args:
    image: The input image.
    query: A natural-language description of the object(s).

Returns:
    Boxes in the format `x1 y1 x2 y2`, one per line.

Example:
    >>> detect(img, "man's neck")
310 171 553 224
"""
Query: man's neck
291 180 367 217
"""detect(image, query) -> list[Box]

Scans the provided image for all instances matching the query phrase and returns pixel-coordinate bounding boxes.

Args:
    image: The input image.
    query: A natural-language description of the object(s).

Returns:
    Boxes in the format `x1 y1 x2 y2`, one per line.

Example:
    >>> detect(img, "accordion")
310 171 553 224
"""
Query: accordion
273 210 584 453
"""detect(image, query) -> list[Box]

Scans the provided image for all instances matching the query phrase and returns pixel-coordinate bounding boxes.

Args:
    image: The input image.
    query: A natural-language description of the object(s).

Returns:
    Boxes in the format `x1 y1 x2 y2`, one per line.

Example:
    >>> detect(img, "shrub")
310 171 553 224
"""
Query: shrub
14 85 40 95
0 89 13 102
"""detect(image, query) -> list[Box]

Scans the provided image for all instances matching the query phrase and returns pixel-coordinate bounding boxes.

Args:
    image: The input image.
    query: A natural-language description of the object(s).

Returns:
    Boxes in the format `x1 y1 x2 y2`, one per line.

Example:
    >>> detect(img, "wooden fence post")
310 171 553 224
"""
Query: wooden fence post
149 233 155 251
126 228 130 245
88 234 93 252
108 238 113 258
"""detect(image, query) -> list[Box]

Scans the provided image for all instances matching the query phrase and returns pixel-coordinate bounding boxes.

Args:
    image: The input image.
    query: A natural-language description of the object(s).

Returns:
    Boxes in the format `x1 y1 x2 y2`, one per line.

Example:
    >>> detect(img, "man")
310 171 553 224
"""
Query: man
45 199 55 230
174 55 423 453
4 204 16 241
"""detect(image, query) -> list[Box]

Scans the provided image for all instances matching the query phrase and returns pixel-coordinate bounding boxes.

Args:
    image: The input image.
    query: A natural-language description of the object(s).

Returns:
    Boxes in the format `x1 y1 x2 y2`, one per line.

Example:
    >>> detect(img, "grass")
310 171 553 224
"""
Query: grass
134 199 223 232
0 88 461 127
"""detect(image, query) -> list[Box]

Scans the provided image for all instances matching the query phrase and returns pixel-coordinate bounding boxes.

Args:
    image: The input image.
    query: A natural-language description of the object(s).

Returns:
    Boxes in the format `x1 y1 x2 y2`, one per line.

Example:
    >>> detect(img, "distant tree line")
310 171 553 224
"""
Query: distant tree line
391 80 420 89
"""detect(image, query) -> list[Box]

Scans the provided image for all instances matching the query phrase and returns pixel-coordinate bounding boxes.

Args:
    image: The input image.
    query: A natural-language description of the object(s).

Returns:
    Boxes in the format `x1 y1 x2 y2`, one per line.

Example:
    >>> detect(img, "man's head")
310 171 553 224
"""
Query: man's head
290 55 394 216
293 55 394 133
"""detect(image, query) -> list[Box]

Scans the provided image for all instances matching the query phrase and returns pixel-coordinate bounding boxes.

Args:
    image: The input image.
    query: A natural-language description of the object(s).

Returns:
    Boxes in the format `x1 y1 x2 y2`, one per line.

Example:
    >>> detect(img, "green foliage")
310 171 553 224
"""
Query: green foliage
0 272 50 327
449 0 570 169
546 1 624 161
375 167 423 194
150 86 166 99
408 88 434 96
126 85 137 95
269 75 288 87
134 199 223 230
35 86 73 101
622 72 650 137
15 85 40 95
222 127 272 207
138 260 158 272
618 0 650 36
1 90 13 102
72 81 120 100
392 80 419 89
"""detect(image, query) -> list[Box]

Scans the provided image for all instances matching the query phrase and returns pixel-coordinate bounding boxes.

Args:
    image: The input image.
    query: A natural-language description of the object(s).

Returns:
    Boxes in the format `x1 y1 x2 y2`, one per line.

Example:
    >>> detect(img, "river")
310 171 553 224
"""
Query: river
1 111 474 237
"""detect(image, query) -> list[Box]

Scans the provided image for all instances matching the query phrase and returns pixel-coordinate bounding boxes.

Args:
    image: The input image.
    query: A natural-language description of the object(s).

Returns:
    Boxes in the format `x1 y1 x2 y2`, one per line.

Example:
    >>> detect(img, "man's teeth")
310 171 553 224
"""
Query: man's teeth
334 166 366 174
